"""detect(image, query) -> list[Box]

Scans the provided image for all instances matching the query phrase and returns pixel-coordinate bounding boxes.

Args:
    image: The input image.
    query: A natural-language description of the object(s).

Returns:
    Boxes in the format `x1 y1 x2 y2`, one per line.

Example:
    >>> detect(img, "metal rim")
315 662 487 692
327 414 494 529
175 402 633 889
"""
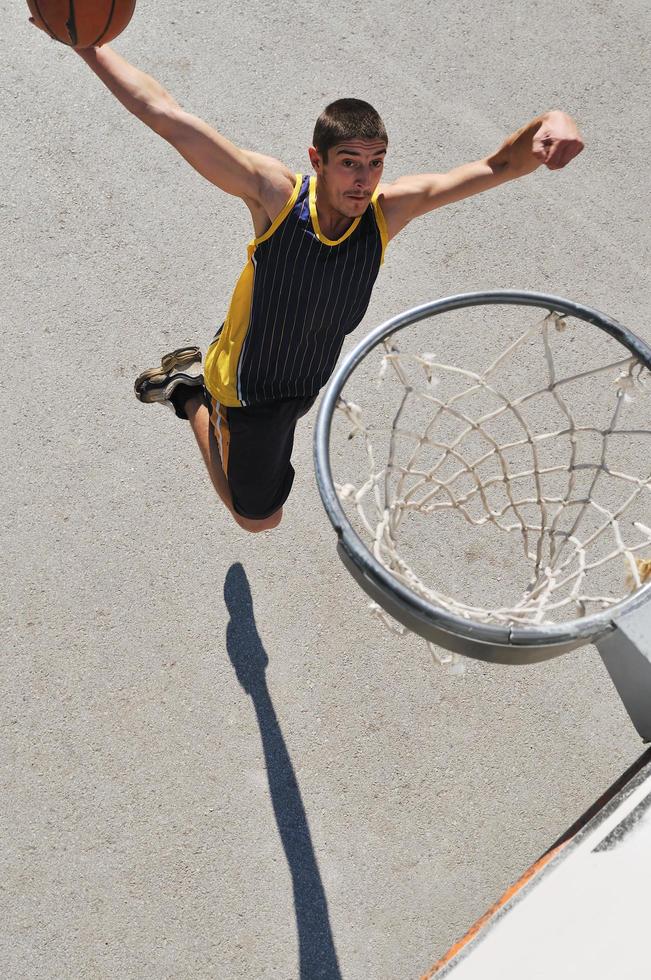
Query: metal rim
314 291 651 650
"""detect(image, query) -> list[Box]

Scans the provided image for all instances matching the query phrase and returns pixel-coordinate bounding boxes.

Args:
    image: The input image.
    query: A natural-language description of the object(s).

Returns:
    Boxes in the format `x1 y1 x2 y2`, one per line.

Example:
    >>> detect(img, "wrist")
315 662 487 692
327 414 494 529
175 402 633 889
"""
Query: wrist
489 117 543 177
75 45 99 62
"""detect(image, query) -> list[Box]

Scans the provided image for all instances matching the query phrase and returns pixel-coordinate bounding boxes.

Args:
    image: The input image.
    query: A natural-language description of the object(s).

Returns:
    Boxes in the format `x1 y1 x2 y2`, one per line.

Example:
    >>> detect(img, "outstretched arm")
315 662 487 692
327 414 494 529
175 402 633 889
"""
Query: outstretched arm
380 111 584 240
77 46 295 217
29 17 295 222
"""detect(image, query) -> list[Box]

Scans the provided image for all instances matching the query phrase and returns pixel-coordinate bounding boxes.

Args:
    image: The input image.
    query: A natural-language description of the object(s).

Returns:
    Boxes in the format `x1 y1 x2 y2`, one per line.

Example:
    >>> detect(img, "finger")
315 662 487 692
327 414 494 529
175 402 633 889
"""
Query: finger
532 137 553 164
567 141 585 162
546 154 565 170
549 142 581 170
544 147 562 169
544 145 561 167
545 141 572 170
559 145 576 168
29 14 57 40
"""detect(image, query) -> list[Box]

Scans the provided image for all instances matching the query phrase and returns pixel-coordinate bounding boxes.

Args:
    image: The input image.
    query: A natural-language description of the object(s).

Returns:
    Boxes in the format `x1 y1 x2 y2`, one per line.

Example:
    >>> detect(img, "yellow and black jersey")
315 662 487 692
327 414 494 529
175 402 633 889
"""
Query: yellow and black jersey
204 173 388 407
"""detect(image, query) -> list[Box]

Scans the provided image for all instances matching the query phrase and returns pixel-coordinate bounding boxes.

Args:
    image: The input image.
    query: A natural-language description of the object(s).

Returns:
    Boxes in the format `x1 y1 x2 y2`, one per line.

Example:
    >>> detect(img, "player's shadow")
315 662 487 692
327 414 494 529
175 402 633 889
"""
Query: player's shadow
224 562 342 980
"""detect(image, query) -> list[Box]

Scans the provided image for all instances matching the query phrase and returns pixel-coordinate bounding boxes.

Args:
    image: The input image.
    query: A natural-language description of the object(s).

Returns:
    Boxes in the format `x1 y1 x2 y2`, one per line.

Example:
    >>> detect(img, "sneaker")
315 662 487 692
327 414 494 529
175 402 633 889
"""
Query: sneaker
134 346 204 418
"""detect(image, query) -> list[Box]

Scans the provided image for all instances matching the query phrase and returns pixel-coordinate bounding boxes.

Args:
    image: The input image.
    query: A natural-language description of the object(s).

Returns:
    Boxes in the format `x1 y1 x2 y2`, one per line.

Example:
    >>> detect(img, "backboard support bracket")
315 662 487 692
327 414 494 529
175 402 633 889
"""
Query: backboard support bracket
596 603 651 742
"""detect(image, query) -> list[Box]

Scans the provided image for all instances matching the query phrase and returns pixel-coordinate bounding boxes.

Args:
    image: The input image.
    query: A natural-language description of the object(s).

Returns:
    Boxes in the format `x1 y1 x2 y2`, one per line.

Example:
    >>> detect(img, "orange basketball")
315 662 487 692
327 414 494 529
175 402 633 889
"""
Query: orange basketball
27 0 136 48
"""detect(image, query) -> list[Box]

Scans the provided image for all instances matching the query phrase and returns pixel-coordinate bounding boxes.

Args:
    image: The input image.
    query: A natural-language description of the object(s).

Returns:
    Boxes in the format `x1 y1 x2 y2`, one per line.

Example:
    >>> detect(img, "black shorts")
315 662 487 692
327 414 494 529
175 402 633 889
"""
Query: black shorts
208 393 316 520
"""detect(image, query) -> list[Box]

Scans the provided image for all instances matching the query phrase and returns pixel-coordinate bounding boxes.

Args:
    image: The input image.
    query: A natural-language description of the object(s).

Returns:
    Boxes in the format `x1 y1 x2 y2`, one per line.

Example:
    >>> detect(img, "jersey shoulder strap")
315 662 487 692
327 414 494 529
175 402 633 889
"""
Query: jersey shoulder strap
250 173 305 251
371 187 389 264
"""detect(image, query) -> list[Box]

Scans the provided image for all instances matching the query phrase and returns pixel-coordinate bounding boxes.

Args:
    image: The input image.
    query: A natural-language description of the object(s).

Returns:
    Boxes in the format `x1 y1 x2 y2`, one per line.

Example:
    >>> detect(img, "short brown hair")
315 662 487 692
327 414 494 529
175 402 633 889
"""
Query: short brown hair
312 99 388 160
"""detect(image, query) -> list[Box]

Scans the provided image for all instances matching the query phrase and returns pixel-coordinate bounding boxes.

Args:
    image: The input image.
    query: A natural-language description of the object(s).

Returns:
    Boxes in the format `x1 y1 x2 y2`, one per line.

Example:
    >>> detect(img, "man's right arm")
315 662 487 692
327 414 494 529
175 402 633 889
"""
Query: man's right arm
76 45 295 214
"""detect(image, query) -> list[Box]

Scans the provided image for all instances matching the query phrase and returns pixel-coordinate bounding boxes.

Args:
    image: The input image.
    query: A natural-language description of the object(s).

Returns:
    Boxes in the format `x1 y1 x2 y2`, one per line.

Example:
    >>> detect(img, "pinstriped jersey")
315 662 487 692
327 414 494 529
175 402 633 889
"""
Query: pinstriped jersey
204 173 388 407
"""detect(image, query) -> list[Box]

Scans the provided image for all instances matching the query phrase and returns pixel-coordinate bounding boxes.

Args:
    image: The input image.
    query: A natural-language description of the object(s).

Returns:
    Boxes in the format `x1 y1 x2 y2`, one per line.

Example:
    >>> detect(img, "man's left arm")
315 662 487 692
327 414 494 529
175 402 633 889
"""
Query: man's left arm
380 111 584 240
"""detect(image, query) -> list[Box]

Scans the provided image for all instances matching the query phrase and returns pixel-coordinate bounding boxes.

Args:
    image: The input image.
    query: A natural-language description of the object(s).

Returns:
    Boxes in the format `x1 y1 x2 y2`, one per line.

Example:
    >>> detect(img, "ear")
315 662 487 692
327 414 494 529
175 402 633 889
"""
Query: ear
308 145 323 173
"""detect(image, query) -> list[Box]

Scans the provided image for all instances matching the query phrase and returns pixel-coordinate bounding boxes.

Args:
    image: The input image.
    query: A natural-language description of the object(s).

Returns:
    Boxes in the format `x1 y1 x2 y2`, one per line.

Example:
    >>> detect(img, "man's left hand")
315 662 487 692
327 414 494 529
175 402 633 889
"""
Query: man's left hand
533 111 585 170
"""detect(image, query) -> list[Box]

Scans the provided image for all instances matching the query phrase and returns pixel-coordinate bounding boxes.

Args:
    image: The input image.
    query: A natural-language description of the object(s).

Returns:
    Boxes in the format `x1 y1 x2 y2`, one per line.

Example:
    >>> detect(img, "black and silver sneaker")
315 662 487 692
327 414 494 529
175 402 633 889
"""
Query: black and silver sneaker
134 347 204 418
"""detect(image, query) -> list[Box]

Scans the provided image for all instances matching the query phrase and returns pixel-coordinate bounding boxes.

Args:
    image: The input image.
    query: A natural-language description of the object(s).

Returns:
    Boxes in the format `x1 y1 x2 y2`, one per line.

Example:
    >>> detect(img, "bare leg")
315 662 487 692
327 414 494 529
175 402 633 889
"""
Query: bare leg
184 393 282 533
185 393 234 511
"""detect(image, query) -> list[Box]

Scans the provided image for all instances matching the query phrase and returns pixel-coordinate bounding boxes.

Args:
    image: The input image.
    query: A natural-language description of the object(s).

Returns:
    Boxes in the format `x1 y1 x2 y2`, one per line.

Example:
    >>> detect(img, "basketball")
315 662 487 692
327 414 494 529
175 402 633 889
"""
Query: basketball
27 0 136 48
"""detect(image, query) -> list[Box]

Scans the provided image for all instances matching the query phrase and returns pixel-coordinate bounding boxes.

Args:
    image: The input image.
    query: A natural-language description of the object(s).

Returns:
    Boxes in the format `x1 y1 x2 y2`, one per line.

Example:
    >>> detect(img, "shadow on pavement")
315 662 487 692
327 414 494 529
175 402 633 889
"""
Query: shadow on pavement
224 562 342 980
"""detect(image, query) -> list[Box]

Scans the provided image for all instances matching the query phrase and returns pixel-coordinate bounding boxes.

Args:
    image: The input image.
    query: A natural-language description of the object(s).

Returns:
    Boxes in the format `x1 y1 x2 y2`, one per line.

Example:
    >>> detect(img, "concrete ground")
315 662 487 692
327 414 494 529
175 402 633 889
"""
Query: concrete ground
2 1 649 977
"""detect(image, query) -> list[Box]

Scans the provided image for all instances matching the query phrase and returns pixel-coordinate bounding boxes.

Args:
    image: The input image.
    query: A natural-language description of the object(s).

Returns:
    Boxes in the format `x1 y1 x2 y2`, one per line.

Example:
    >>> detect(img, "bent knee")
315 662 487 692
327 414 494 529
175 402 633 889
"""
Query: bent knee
233 508 283 533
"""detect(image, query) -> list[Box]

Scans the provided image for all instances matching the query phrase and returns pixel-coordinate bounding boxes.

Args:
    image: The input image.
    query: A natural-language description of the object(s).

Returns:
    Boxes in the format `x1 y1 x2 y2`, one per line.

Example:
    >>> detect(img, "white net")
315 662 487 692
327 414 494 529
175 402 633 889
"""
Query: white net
331 308 651 658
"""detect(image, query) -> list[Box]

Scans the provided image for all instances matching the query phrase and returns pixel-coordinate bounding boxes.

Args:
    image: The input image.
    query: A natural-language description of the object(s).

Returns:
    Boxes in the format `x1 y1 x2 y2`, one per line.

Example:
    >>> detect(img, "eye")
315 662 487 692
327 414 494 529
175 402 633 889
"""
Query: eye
342 159 355 167
372 159 384 168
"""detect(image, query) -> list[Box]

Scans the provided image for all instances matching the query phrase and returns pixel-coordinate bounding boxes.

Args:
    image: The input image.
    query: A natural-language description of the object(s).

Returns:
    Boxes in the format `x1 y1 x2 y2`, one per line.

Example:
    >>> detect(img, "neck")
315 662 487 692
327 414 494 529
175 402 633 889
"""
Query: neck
313 175 356 240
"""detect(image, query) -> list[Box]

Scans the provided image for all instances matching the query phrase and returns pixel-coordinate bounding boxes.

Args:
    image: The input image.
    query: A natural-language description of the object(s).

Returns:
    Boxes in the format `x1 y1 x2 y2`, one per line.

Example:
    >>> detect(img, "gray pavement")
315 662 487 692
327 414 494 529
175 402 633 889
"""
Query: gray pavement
2 1 650 977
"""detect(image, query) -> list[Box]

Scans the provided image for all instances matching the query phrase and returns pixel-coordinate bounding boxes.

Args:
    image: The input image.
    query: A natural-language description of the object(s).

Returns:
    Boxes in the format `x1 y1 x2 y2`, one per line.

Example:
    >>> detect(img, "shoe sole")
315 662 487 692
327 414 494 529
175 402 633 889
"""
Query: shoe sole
161 347 202 372
134 347 203 404
134 371 204 404
136 347 202 386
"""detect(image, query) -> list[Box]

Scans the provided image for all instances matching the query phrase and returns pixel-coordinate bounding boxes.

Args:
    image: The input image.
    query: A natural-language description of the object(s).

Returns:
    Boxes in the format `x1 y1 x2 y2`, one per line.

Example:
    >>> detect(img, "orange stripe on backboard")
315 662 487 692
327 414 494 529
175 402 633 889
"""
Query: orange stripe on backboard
420 747 651 979
420 840 569 979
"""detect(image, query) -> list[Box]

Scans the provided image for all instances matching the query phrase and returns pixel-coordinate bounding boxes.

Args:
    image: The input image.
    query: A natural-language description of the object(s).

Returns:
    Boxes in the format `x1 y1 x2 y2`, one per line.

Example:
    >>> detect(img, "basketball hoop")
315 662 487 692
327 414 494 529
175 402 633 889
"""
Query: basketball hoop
315 292 651 738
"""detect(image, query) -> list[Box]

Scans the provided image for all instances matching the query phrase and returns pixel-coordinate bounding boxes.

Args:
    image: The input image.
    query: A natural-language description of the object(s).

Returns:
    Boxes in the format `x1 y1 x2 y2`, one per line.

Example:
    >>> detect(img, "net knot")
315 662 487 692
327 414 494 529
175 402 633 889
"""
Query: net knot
626 557 651 590
369 601 408 635
338 483 358 501
417 352 441 387
546 311 568 332
336 398 365 438
617 364 648 402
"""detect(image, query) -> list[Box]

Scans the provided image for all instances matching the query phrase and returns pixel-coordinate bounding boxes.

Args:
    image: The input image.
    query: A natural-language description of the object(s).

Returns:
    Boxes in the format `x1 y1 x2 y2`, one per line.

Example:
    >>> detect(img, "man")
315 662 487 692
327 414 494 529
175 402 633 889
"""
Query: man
31 24 584 533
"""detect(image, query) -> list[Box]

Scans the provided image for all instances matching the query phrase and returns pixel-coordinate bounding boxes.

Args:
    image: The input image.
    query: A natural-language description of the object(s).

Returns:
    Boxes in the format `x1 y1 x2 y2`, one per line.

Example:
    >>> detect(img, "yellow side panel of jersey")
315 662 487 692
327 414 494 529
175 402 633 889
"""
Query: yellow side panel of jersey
204 254 255 407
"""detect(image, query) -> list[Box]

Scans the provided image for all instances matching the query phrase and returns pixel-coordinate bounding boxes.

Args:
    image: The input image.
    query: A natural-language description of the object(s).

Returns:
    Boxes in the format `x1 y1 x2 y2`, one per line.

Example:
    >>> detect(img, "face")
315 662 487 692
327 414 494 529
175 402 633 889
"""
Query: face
309 139 387 218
